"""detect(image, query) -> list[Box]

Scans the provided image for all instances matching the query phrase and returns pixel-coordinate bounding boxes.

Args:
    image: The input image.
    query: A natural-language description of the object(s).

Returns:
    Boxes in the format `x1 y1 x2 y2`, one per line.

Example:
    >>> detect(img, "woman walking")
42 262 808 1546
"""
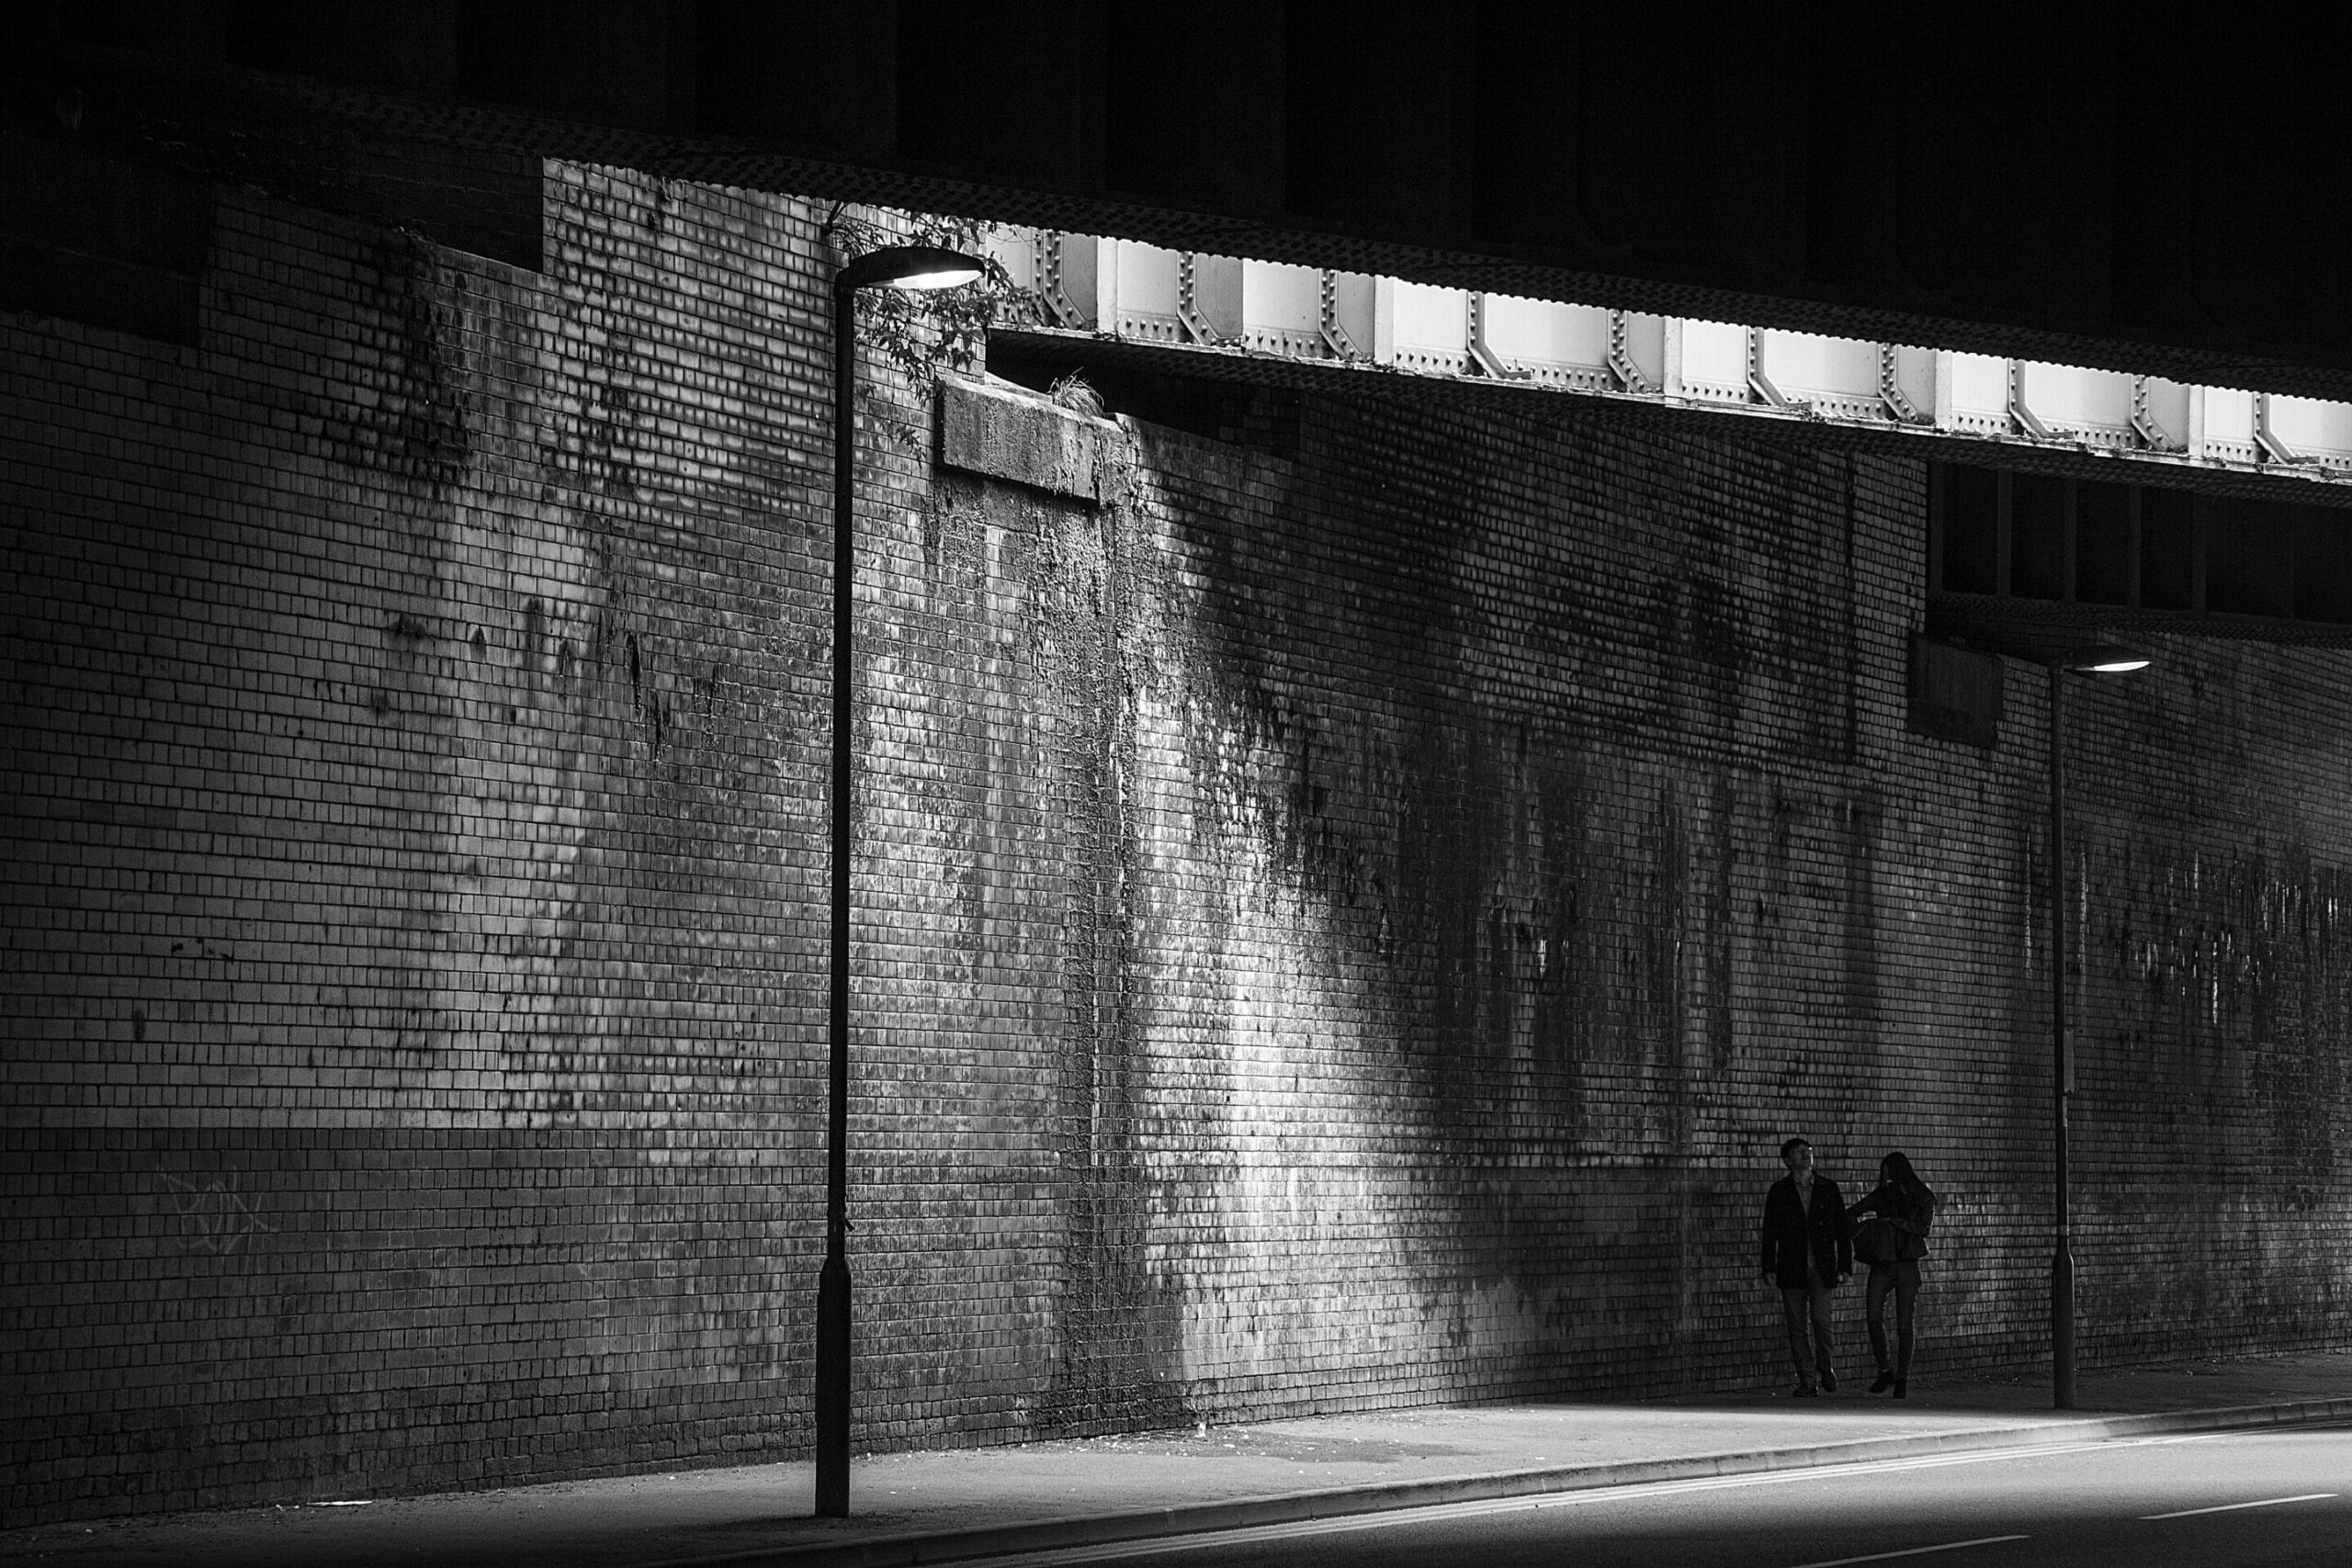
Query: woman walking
1846 1151 1936 1396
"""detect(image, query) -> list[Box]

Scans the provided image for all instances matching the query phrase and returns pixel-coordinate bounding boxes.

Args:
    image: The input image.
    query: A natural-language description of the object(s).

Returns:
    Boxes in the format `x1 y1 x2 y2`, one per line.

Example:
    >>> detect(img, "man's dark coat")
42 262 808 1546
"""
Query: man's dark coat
1759 1174 1852 1289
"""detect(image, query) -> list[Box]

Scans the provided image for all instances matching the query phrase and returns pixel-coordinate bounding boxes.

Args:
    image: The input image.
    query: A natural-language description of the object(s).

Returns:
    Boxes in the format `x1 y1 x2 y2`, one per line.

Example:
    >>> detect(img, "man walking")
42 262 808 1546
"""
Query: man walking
1760 1135 1851 1396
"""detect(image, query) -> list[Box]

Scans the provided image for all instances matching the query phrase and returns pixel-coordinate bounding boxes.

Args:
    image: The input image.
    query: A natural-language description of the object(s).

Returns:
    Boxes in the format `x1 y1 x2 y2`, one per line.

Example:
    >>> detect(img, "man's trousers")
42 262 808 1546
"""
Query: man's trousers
1781 1280 1836 1387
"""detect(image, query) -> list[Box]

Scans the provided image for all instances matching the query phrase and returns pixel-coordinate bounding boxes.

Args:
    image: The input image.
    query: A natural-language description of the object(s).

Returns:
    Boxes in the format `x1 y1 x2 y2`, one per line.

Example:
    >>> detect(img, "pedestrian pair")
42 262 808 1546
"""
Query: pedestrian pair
1761 1139 1937 1397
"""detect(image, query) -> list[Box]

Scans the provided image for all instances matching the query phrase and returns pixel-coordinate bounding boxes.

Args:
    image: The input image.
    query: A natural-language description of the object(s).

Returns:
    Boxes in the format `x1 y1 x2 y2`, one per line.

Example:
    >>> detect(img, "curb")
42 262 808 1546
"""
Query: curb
643 1396 2352 1568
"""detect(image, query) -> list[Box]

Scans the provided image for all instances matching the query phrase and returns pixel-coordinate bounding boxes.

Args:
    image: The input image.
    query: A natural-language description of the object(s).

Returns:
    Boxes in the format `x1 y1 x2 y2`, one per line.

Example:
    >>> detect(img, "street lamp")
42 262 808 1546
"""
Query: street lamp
818 242 983 1518
2046 642 2150 1410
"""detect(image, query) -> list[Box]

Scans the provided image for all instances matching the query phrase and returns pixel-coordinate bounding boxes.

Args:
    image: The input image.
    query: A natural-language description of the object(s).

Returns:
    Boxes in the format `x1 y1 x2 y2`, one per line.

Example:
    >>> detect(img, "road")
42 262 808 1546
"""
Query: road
990 1423 2352 1568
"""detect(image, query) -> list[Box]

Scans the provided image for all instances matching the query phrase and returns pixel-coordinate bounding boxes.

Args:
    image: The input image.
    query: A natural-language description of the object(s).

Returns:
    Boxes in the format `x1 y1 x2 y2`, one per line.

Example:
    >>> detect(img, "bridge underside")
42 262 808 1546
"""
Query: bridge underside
10 4 2352 397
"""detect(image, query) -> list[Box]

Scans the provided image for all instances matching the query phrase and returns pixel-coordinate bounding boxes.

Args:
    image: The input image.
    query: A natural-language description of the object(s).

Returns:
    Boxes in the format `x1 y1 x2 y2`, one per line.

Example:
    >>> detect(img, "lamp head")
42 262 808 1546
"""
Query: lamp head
2056 644 2152 675
837 244 986 293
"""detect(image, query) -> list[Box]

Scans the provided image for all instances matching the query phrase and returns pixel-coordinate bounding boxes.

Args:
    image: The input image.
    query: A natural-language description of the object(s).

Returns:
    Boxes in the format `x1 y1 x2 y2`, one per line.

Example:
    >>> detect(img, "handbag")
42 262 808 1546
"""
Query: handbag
1854 1217 1900 1266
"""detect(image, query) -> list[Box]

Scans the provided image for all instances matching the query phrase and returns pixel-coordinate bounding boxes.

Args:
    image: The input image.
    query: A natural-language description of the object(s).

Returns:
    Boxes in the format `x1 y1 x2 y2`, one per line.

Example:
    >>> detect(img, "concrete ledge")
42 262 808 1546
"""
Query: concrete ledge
647 1396 2352 1568
936 374 1114 502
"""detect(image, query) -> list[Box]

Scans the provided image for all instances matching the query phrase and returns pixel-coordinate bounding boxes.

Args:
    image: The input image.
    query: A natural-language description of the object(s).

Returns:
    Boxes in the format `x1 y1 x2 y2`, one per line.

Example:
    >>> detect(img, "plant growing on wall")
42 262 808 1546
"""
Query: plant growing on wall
822 205 1030 449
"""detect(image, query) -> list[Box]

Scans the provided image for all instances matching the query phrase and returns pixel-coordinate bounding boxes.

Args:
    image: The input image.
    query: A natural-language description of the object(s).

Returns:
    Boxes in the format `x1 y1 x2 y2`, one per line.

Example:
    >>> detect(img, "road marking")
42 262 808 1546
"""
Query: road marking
2141 1492 2336 1519
984 1430 2248 1565
1786 1539 2029 1568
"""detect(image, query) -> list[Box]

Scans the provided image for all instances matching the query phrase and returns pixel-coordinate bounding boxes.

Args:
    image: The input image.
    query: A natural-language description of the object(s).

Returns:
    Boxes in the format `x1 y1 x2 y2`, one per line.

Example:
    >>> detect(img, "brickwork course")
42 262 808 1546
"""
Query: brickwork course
5 161 2350 1527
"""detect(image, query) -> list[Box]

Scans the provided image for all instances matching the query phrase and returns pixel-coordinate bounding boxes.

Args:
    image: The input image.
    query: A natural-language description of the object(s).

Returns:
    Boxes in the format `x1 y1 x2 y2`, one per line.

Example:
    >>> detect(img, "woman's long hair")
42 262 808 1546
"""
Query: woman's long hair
1881 1150 1933 1219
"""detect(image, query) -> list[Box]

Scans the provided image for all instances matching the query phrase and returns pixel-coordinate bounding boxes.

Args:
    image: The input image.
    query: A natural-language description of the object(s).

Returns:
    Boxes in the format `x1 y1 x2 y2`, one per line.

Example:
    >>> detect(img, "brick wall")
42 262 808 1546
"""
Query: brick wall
5 161 2350 1525
2 164 910 1519
1023 391 2352 1416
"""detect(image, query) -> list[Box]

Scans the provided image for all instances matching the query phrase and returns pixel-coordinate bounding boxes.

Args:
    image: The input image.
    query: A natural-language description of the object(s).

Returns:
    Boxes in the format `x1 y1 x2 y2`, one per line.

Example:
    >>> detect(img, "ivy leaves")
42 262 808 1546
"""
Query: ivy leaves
823 206 1031 451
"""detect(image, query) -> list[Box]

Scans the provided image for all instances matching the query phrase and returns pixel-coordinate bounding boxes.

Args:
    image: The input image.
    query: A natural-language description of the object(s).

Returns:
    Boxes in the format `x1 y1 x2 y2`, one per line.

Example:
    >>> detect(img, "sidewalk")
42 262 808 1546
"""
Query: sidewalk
6 1351 2348 1568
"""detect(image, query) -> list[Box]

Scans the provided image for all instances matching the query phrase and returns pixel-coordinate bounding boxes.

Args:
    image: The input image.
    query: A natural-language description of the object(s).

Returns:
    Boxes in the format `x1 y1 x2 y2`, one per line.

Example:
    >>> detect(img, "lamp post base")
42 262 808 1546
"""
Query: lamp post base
2052 1244 2076 1410
816 1255 851 1517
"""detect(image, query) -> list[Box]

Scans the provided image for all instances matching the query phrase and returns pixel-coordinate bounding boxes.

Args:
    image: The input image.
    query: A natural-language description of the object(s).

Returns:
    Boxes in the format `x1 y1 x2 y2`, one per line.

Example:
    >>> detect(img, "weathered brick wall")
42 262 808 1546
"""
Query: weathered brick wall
1089 405 1880 1409
0 164 1015 1519
1012 393 2352 1418
2059 637 2352 1355
6 159 2351 1526
971 389 2352 1421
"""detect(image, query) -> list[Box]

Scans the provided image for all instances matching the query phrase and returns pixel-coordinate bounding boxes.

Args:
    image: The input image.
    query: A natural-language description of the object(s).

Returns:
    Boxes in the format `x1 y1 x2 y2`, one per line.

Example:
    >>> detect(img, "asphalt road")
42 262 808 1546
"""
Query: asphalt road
990 1423 2352 1568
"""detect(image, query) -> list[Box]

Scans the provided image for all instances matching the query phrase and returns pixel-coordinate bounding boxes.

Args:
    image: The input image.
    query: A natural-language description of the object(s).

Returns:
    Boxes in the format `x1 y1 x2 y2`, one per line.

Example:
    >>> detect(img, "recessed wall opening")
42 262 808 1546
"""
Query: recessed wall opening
1929 460 2352 632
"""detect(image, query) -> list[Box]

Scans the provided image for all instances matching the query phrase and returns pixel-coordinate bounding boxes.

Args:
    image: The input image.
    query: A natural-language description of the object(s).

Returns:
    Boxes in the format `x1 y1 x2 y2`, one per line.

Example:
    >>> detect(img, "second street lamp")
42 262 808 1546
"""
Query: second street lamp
2046 642 2150 1411
817 242 984 1520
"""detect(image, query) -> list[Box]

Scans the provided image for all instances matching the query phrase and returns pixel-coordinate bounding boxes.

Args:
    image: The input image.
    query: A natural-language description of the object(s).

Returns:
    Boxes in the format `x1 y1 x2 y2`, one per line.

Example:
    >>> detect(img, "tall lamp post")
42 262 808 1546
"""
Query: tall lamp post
819 243 984 1518
2046 643 2150 1410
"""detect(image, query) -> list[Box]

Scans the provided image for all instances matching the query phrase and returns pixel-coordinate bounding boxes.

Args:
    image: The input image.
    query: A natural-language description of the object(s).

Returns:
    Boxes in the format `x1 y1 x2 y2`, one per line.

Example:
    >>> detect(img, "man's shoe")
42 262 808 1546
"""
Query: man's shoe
1893 1379 1908 1398
1819 1367 1838 1393
1870 1370 1896 1393
1792 1382 1818 1397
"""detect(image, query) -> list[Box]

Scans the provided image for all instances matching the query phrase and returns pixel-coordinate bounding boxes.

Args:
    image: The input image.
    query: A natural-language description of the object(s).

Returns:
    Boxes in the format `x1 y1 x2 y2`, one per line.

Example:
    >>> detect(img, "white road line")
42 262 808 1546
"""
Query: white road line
1785 1538 2029 1568
984 1429 2248 1566
2141 1492 2336 1520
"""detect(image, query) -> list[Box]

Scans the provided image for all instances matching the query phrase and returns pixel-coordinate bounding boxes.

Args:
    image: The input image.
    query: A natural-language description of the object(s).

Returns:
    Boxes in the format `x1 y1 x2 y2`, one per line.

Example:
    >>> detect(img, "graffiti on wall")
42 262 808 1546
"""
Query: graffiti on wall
158 1169 278 1256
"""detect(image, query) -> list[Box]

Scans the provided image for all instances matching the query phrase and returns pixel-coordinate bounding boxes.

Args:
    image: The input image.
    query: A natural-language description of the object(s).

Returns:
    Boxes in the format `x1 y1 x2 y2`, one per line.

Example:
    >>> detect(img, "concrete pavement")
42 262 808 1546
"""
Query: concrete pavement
5 1351 2348 1568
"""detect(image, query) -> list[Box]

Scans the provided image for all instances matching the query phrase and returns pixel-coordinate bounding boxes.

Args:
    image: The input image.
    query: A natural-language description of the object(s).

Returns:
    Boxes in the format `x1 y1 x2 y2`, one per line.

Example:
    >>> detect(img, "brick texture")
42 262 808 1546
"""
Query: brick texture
4 162 2349 1526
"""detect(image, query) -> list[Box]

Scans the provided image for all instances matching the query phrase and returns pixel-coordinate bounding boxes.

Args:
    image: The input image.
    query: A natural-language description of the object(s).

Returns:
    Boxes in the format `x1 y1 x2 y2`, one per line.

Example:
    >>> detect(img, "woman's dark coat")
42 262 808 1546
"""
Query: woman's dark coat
1847 1180 1937 1262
